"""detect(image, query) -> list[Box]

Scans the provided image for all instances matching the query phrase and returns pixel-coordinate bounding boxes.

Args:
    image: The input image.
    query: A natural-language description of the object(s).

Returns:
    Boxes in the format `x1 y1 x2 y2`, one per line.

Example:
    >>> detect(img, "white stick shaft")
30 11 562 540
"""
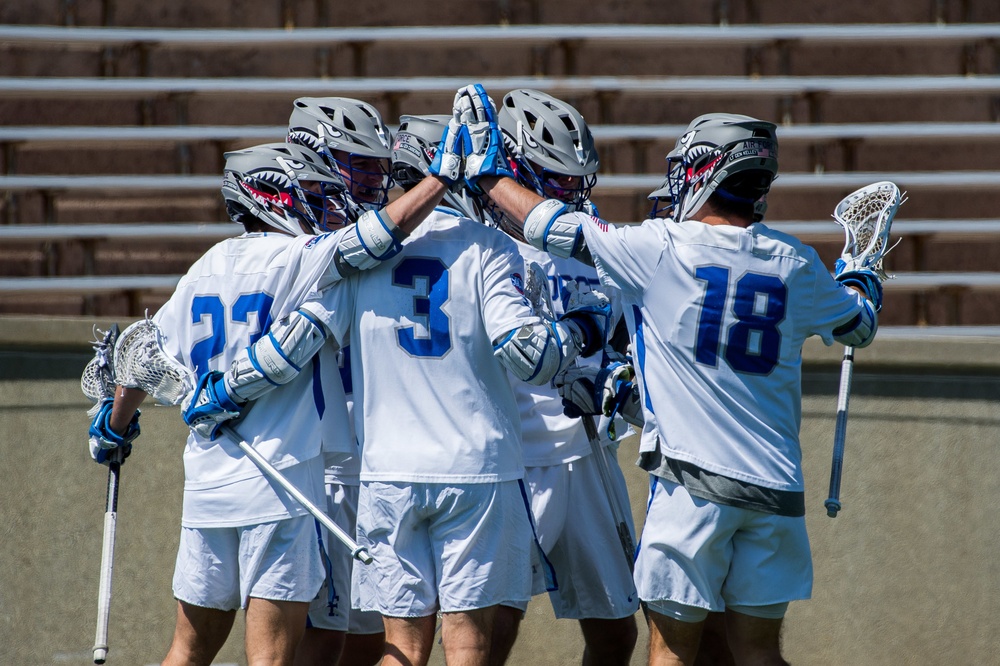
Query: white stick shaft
92 458 120 665
581 416 635 573
219 425 373 565
825 346 855 517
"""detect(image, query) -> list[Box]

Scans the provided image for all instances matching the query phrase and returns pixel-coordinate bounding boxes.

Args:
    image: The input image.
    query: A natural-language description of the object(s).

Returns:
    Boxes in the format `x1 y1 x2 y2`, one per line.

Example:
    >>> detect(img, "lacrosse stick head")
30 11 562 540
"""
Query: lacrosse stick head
833 181 905 281
113 317 196 406
80 323 121 416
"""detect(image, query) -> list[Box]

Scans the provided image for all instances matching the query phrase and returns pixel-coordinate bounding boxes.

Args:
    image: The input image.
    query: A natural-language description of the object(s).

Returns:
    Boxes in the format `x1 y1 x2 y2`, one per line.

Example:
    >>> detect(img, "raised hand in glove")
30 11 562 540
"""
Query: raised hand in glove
456 83 514 191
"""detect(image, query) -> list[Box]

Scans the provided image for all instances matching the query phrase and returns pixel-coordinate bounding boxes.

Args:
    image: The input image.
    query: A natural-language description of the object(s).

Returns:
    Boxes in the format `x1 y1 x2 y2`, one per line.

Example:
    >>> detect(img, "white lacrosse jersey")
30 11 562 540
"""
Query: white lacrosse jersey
153 231 353 528
577 215 868 494
321 344 362 487
513 242 613 467
307 208 538 483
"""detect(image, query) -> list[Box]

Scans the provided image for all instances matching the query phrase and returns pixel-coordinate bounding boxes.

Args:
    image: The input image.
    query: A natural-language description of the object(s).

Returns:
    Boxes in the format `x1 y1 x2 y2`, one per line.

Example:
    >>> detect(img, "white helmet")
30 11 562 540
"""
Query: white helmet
287 97 394 208
222 143 352 236
391 114 482 221
498 89 599 209
648 113 778 221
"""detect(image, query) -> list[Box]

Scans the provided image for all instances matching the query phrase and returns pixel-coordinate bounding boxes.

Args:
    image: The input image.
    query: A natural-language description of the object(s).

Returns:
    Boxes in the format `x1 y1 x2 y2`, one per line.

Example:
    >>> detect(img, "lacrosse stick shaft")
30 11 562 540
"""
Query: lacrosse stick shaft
581 415 635 573
825 346 855 518
92 452 122 664
218 425 373 565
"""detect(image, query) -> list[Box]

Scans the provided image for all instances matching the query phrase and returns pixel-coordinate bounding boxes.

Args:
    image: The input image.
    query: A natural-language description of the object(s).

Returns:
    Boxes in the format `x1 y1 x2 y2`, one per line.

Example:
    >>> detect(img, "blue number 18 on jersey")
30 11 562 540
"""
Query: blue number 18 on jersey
694 266 787 375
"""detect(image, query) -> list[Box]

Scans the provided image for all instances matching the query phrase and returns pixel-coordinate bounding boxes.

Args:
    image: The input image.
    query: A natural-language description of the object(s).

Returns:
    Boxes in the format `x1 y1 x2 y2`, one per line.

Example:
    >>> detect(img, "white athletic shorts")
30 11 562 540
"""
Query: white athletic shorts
356 480 532 617
172 514 324 611
520 453 639 619
634 477 812 617
308 482 384 634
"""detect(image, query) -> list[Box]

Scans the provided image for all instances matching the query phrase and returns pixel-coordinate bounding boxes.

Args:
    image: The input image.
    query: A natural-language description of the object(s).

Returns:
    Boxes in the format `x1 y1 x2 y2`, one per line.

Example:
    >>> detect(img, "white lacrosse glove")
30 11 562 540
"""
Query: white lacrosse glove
427 107 465 187
457 83 515 192
181 371 243 441
556 360 635 419
87 397 140 465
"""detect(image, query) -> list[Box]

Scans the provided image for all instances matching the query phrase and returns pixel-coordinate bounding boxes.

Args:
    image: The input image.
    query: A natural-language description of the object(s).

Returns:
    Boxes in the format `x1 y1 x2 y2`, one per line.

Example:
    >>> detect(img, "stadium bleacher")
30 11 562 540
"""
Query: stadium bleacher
2 8 1000 327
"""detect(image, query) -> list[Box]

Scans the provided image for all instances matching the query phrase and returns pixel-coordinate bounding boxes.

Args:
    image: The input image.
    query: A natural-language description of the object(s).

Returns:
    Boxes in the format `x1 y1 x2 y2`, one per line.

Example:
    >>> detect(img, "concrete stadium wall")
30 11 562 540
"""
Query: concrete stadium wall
1 316 998 664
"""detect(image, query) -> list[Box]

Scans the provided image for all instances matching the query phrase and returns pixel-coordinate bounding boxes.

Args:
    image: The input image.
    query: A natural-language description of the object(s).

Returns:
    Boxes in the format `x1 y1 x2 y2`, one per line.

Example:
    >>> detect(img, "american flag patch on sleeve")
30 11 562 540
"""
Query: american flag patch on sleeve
591 216 609 232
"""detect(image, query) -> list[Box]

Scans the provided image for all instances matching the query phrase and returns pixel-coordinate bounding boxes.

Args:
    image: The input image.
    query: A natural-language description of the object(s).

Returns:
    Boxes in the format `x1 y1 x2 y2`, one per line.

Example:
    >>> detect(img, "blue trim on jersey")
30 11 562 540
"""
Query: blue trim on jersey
435 205 462 217
247 342 282 388
518 479 558 592
312 353 325 419
631 305 654 414
314 518 339 617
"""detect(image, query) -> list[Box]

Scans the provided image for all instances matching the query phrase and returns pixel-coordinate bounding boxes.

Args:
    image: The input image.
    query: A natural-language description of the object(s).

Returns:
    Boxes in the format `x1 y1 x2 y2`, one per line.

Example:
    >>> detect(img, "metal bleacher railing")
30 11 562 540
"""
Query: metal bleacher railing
3 23 1000 328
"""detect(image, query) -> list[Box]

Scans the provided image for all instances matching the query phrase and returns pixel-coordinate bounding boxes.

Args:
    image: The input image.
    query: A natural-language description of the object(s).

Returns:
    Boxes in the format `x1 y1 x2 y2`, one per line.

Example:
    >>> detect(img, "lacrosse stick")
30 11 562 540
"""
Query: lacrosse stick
825 181 904 518
113 317 373 564
80 324 123 665
525 263 635 570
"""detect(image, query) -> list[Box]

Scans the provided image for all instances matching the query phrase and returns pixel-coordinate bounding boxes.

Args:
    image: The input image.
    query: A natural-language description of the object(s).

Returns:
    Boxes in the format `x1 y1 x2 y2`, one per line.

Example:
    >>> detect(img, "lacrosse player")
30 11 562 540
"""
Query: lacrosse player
466 107 884 666
298 86 613 666
477 89 639 666
86 141 446 666
288 96 394 209
285 97 393 666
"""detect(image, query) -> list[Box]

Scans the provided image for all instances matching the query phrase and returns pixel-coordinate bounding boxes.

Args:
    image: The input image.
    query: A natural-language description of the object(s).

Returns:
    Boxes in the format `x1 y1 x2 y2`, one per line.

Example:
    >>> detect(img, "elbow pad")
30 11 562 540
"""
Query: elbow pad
226 308 331 403
832 299 878 349
493 319 587 386
333 208 407 277
522 199 584 259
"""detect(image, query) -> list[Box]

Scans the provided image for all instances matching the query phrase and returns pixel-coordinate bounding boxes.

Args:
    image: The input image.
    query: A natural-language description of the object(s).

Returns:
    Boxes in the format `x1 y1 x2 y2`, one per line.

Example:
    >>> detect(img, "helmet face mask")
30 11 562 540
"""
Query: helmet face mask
498 89 599 211
649 113 779 222
222 143 352 236
288 97 395 208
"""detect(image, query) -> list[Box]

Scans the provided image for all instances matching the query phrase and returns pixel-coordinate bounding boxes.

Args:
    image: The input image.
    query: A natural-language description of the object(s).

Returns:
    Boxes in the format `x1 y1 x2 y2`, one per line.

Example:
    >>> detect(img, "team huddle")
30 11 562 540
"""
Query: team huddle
86 83 883 666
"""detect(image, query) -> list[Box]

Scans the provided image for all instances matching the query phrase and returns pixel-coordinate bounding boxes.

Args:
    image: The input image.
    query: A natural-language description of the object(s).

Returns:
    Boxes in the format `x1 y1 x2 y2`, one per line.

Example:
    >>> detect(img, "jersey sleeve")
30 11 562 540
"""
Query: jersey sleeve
299 277 357 348
481 232 542 342
580 216 665 299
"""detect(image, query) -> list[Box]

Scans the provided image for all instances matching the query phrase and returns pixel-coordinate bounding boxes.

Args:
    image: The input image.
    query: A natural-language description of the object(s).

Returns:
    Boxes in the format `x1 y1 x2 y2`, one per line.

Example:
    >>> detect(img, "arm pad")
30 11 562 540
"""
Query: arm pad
832 298 878 348
493 319 587 386
522 199 585 259
333 208 407 278
225 308 332 403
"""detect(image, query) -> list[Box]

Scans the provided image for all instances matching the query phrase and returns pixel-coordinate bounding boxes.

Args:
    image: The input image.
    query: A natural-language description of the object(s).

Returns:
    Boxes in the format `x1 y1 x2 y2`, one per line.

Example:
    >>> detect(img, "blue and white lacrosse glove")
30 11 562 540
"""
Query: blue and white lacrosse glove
427 113 464 187
88 398 140 464
458 83 515 192
556 360 635 419
835 258 884 312
558 283 612 357
181 370 243 441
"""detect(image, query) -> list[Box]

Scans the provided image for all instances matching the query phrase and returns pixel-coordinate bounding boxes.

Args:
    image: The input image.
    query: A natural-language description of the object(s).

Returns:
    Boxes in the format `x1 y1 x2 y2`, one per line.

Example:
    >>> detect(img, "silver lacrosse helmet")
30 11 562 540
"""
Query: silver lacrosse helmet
648 113 778 222
390 114 483 222
287 97 394 208
497 89 599 210
222 143 352 236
